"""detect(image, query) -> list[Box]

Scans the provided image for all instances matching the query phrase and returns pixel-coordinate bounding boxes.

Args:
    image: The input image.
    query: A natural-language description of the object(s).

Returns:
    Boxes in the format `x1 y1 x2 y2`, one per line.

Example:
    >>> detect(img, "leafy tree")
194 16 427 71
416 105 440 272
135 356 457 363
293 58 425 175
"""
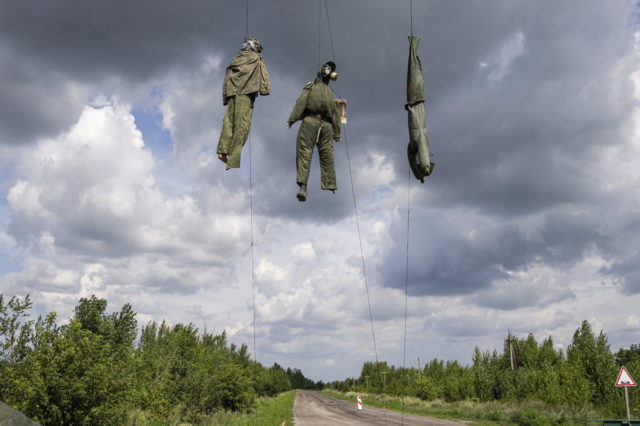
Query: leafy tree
1 294 299 424
0 295 33 364
567 321 616 406
286 367 321 389
256 363 291 396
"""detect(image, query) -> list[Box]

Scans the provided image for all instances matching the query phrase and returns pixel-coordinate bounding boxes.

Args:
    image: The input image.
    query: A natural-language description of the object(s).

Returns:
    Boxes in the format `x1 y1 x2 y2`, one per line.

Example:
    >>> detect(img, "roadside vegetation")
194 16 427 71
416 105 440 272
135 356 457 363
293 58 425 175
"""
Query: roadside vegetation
3 293 639 425
198 390 295 425
328 321 640 423
0 294 319 425
323 389 598 425
125 390 296 425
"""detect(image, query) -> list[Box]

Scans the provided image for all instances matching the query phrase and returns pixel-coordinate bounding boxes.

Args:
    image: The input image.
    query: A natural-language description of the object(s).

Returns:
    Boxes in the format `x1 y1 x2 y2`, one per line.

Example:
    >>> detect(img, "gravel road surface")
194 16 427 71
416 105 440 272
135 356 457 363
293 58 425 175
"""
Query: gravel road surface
293 391 468 425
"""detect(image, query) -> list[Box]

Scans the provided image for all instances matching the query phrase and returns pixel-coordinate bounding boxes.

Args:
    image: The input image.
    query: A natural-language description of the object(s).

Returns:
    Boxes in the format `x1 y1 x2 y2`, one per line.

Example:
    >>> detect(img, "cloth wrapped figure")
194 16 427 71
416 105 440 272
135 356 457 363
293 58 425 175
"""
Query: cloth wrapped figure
287 61 341 202
406 36 434 183
217 38 270 169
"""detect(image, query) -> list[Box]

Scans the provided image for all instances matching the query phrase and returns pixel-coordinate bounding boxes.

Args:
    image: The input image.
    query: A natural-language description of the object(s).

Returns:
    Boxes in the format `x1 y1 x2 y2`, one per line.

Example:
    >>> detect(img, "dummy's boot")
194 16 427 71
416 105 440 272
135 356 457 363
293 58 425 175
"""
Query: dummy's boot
297 183 307 202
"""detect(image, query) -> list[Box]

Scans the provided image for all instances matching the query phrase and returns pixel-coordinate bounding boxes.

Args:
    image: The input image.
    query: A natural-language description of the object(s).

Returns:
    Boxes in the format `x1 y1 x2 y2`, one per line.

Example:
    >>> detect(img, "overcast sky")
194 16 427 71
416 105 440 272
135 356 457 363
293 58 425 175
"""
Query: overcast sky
1 0 640 382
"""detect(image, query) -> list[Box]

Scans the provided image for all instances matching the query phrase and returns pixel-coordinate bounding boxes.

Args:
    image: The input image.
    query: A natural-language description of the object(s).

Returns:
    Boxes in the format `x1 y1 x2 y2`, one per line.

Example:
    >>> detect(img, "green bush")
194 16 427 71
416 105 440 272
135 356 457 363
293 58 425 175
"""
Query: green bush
0 294 317 425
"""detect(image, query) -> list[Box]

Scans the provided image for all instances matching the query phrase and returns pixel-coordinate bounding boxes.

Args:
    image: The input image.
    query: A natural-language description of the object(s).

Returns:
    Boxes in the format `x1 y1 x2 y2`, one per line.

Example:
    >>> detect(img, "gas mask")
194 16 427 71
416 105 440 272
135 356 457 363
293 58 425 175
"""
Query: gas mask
321 62 338 81
242 38 262 53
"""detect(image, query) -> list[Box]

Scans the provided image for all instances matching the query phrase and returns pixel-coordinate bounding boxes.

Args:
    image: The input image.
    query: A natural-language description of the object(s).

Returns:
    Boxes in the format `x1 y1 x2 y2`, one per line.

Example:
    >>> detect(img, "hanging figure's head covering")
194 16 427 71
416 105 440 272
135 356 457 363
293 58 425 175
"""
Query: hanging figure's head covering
318 61 338 82
243 38 263 53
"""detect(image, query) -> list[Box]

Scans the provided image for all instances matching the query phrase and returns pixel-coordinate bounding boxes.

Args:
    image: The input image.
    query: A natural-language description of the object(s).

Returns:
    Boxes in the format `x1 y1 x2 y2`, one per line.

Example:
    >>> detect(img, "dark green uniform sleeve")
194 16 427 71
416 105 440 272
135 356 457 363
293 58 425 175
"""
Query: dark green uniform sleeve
288 85 311 124
259 59 270 96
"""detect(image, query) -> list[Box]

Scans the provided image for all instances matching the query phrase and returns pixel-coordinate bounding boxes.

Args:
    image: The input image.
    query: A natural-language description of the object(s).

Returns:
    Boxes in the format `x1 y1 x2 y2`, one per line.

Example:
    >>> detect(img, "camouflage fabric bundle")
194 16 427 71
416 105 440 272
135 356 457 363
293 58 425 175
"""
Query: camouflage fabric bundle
406 36 434 183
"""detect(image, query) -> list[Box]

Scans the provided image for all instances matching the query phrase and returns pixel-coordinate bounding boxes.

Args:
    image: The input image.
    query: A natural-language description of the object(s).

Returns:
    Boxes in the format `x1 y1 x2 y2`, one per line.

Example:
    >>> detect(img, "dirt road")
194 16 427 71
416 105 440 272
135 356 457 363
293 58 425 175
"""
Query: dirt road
292 391 467 426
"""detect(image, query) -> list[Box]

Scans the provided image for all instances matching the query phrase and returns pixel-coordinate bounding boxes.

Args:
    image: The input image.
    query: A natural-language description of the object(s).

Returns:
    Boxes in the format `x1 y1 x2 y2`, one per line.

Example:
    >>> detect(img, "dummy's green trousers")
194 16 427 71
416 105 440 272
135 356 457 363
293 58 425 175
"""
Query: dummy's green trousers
296 116 336 190
217 94 255 169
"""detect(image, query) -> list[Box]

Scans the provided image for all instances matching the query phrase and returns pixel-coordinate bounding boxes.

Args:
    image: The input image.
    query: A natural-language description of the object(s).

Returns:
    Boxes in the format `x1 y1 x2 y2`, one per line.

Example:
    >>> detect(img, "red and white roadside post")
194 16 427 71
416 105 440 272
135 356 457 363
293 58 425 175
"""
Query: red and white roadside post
615 366 637 420
357 395 363 411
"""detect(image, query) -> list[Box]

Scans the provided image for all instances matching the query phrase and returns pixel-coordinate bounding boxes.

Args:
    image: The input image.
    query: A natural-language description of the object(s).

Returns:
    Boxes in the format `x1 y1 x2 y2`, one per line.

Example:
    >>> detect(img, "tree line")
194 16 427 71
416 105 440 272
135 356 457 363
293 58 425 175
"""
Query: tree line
330 321 640 418
0 294 322 425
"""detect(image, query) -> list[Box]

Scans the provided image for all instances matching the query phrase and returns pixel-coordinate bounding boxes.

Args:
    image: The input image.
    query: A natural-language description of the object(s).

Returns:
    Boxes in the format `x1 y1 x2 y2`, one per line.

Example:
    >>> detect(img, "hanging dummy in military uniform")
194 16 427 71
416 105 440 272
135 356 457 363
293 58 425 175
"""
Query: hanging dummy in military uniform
287 61 341 202
217 38 270 169
406 36 434 182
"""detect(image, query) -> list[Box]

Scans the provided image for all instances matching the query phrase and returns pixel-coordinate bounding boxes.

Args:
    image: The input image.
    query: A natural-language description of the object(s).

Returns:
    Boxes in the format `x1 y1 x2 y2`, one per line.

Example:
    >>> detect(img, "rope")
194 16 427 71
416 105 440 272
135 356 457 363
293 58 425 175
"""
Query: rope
318 0 322 67
344 125 386 426
324 0 336 63
401 171 411 425
320 4 383 422
249 134 256 363
410 0 414 36
402 3 416 421
344 126 379 369
245 0 249 40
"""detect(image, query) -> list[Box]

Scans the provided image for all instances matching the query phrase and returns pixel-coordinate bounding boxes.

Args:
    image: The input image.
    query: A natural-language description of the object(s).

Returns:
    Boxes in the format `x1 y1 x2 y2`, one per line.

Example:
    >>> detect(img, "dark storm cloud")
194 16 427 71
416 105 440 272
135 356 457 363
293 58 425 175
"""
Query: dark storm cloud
250 0 635 226
3 0 640 297
426 314 501 338
602 253 640 295
0 0 231 79
0 49 87 144
474 282 576 311
375 1 638 297
0 0 260 143
382 207 608 297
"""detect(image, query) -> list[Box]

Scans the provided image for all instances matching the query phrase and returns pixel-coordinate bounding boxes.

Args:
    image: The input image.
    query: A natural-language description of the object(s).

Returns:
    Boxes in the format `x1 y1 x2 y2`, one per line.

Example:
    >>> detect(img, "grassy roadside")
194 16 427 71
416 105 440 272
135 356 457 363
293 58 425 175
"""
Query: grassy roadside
202 390 296 425
125 391 296 425
320 390 598 425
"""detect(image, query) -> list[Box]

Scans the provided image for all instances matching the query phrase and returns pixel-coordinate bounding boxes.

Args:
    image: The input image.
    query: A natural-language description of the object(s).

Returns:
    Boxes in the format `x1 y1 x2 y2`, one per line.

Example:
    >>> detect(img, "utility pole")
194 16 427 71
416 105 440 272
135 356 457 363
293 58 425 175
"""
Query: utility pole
381 371 389 393
364 375 370 393
508 329 515 370
417 357 422 380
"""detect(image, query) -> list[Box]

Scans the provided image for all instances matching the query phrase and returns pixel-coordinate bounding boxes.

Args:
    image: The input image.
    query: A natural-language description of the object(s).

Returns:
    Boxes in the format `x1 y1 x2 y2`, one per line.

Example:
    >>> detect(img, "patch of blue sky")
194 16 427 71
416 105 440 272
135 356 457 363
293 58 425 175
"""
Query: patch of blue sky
355 184 394 211
131 105 193 195
0 155 22 275
0 203 21 275
0 162 15 185
132 106 173 160
0 253 20 276
370 184 394 202
631 3 640 29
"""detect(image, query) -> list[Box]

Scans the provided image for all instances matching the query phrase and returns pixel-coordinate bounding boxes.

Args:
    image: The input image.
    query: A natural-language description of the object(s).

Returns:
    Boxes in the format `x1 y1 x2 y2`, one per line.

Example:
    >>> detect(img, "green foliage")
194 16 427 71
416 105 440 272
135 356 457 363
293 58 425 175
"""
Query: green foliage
615 344 640 418
323 390 597 425
566 321 617 408
0 294 33 365
1 296 137 424
254 363 292 397
287 366 323 390
0 294 317 425
330 320 637 419
201 390 296 426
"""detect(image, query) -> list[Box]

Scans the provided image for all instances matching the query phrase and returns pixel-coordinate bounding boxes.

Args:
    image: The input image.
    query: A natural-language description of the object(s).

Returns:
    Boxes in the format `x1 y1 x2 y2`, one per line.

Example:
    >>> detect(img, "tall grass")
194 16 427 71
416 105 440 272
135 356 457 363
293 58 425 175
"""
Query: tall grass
321 390 600 426
125 391 296 425
201 391 296 425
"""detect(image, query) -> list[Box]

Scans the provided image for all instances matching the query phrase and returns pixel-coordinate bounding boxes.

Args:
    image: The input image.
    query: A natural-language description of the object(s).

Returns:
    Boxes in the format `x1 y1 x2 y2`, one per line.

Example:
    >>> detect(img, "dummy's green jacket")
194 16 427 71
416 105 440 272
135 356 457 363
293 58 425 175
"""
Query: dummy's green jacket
222 49 270 105
288 79 341 140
